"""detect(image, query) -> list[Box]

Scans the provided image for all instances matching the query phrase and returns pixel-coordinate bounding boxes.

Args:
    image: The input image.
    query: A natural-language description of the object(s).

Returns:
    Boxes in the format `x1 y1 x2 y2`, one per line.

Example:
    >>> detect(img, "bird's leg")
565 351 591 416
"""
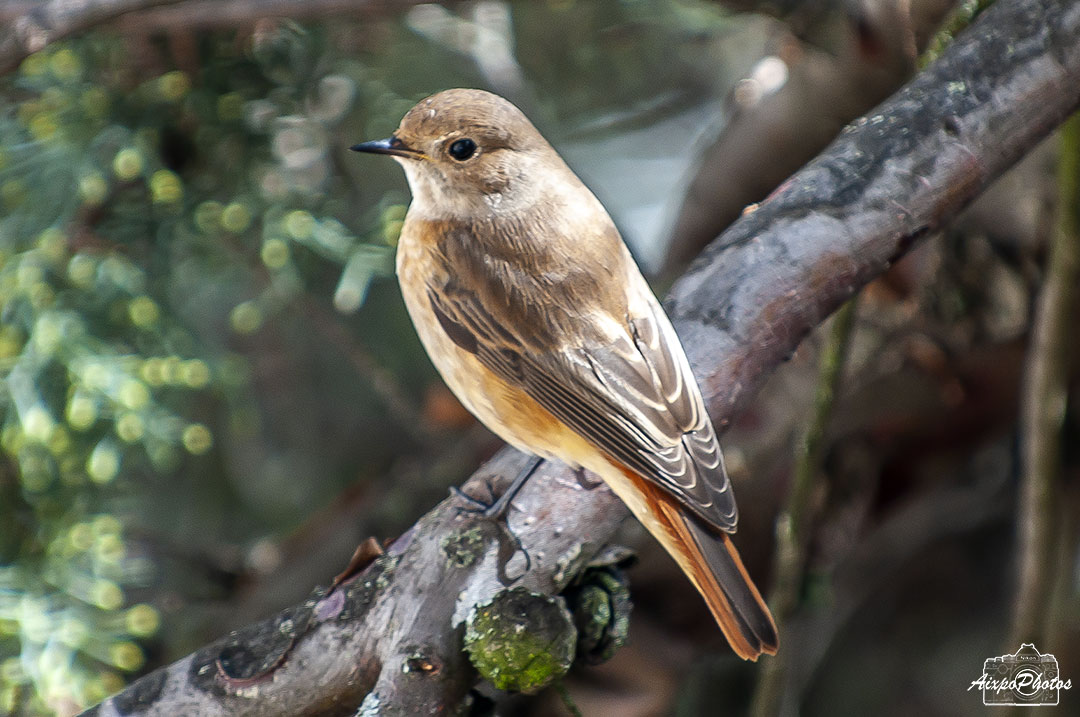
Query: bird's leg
451 454 544 520
451 455 544 578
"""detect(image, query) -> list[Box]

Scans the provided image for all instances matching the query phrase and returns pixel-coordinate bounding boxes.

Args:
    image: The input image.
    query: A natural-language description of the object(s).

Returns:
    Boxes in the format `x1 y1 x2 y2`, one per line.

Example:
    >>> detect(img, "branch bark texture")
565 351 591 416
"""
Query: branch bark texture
84 0 1080 714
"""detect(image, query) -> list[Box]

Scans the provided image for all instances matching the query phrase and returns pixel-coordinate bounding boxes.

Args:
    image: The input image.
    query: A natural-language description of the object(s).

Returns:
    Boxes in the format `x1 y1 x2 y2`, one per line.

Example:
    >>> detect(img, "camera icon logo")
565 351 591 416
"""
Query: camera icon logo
970 643 1072 706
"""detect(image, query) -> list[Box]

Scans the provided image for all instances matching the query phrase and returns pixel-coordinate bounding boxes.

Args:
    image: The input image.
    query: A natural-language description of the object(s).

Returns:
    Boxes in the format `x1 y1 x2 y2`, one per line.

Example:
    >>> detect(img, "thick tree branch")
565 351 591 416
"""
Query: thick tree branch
83 0 1080 714
666 0 1080 421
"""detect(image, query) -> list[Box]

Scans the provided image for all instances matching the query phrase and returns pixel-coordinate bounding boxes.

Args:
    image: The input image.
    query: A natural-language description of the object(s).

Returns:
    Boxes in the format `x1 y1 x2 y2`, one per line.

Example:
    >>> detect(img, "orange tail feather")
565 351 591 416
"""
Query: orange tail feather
626 470 779 660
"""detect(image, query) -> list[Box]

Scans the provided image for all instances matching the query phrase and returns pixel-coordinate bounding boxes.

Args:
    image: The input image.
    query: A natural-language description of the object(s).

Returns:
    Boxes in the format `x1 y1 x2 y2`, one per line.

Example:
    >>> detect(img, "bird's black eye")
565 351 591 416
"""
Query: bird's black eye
448 138 477 161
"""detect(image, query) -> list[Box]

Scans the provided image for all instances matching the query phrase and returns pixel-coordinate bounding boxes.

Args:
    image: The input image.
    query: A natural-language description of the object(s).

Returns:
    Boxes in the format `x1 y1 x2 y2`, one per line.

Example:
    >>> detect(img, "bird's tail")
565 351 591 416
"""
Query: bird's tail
618 469 779 660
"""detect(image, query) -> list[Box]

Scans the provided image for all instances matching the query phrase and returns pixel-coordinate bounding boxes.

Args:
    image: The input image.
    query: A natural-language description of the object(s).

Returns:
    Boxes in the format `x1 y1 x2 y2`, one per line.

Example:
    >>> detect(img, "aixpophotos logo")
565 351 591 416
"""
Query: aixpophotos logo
970 643 1072 706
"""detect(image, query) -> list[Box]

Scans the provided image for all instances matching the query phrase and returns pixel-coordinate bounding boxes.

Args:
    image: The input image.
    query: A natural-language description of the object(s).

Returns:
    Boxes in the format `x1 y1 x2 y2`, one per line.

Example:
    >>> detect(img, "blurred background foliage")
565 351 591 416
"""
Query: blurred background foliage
0 1 1077 716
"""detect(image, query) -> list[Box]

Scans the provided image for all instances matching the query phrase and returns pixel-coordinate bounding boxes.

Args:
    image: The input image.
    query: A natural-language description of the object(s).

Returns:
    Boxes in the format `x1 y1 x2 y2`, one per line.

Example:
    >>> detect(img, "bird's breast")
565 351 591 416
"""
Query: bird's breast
395 220 597 466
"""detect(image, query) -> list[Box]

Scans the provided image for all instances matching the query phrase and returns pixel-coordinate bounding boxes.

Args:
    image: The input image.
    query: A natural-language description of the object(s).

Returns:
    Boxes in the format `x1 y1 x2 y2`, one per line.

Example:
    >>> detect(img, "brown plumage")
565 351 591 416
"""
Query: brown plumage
352 88 778 660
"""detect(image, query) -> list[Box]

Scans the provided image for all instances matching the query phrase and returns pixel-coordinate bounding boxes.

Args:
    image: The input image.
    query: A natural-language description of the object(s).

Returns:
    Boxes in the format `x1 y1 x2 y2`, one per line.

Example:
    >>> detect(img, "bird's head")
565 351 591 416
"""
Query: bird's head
351 88 566 217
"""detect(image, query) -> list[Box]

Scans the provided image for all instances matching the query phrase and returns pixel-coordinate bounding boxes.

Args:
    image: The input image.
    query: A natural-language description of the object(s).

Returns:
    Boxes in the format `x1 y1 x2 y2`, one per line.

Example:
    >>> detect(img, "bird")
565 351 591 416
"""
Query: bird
351 88 778 660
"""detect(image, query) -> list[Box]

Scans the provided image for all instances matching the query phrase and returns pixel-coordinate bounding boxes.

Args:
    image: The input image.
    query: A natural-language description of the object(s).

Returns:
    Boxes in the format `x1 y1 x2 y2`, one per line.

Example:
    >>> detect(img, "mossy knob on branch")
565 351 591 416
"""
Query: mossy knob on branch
567 567 631 664
463 586 575 694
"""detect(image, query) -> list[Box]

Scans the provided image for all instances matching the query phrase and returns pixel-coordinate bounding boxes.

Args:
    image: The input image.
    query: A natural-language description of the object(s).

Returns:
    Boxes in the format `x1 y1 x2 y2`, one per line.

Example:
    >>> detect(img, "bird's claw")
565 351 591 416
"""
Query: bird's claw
448 457 544 578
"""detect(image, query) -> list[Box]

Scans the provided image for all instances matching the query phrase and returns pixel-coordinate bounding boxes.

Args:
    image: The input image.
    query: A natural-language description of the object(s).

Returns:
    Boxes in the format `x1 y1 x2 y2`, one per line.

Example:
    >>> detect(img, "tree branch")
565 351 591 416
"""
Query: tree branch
0 0 185 74
0 0 429 75
111 0 431 32
82 0 1080 714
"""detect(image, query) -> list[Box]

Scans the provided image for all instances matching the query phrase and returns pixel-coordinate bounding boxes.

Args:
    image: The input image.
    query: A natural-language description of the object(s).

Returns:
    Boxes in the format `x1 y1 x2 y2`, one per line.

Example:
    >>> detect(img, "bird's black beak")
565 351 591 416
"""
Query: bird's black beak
350 136 422 159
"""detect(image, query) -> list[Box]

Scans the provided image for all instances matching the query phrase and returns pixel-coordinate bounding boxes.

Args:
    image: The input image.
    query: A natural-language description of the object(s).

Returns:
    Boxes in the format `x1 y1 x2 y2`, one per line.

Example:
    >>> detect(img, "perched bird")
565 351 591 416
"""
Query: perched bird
351 89 778 660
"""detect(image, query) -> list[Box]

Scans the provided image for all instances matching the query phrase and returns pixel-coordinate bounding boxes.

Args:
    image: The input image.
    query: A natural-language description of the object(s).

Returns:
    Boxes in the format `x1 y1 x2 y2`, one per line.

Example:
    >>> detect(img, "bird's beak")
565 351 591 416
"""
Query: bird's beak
350 136 423 159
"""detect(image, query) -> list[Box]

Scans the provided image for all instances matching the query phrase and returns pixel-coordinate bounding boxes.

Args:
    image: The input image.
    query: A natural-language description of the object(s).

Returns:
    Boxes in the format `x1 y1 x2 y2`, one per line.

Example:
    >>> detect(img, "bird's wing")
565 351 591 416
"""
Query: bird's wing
427 283 737 533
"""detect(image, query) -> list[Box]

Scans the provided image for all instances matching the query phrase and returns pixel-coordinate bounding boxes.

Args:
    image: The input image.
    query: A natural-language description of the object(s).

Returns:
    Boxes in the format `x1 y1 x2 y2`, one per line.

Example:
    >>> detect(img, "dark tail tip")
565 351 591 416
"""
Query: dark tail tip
689 517 778 659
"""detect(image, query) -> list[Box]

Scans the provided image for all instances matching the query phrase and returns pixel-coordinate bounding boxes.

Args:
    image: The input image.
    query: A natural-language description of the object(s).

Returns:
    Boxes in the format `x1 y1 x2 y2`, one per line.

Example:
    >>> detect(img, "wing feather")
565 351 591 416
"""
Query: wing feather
428 276 738 533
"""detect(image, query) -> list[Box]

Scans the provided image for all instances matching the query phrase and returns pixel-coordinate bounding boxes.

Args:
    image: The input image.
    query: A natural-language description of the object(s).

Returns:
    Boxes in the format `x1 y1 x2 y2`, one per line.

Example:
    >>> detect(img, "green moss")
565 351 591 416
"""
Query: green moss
567 569 631 664
336 554 399 621
441 526 486 568
573 586 611 646
463 587 575 694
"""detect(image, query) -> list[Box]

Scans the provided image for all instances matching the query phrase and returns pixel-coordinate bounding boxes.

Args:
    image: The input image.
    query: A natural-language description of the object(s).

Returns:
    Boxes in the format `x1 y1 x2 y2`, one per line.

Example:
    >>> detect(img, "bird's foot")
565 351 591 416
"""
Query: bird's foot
450 455 543 521
449 455 544 576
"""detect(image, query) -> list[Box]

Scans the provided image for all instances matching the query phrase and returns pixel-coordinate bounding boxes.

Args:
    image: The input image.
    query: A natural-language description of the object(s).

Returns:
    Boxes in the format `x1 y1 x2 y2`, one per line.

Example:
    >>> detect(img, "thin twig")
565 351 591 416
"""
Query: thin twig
555 681 584 717
0 0 186 73
0 0 430 74
1010 113 1080 647
748 298 858 717
114 0 427 32
752 5 1002 712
